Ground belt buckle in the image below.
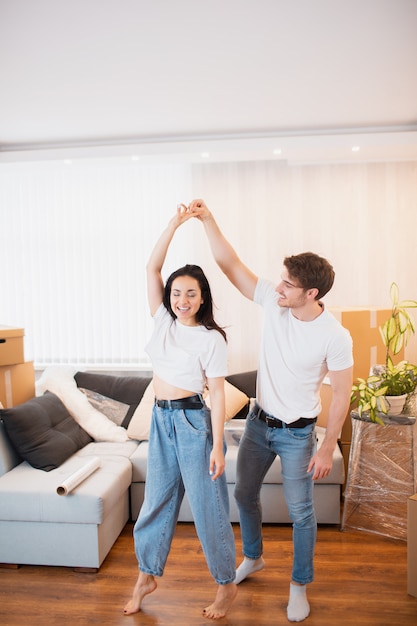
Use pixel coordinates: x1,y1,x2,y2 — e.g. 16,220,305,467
266,415,276,428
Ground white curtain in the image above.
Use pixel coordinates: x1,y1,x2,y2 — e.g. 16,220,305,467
0,160,193,368
190,160,417,370
1,157,417,372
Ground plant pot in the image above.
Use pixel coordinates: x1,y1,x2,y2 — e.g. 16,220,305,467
385,394,407,416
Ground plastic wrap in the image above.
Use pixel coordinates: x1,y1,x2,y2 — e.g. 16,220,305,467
341,397,416,541
56,457,101,496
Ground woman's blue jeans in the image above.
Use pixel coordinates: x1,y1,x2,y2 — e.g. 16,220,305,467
234,410,317,585
133,402,236,585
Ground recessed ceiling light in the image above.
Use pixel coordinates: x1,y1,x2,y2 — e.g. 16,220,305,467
131,155,140,161
352,146,361,152
201,152,210,158
273,149,282,155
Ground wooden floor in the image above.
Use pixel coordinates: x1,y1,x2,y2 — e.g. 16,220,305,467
0,522,416,626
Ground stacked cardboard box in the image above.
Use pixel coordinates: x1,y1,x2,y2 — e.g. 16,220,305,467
320,308,403,483
0,325,35,408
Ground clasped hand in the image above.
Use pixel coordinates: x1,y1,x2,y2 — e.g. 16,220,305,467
173,199,211,224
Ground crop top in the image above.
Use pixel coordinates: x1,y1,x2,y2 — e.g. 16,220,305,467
145,304,228,393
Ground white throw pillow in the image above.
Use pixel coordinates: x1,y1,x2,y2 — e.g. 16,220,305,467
127,381,155,441
36,365,129,443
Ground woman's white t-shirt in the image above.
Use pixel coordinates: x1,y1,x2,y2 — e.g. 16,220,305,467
145,304,228,394
254,278,353,423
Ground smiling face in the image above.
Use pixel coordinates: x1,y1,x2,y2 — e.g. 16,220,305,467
275,268,308,309
170,275,204,326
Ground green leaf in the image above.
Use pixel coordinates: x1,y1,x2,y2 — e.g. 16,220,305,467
398,299,417,309
378,396,389,413
390,282,399,306
386,317,397,342
391,333,404,355
379,325,388,347
398,310,409,333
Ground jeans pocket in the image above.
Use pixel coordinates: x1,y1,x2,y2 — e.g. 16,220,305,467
286,424,315,440
179,407,210,436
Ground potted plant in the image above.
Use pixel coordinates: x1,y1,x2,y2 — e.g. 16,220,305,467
350,375,389,425
372,359,417,396
351,283,417,423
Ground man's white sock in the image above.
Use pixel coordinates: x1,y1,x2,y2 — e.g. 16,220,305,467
287,583,310,622
234,556,265,584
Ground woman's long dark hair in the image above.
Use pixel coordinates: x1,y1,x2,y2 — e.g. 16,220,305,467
163,264,227,342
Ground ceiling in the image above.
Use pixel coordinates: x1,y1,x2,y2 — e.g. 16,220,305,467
1,0,417,165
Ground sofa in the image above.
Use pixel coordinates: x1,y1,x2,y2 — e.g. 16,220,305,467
0,367,345,570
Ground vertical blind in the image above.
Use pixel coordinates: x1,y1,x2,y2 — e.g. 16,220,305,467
0,159,193,368
3,158,417,373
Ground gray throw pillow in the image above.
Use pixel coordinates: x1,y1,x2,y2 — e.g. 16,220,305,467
0,392,92,471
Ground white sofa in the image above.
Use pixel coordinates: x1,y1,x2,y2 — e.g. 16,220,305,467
0,368,344,570
0,433,133,569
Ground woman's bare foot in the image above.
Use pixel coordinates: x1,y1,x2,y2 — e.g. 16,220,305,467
203,582,237,620
123,572,157,615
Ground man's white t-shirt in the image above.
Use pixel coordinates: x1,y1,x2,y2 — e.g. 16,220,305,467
254,278,353,424
145,304,228,394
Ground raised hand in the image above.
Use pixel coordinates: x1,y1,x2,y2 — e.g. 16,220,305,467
188,198,212,222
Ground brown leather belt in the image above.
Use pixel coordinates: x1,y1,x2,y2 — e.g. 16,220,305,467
256,405,316,429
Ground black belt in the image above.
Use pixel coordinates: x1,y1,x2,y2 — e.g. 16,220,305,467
155,394,203,410
256,405,316,429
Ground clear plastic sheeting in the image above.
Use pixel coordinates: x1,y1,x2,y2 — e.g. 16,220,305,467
341,398,416,541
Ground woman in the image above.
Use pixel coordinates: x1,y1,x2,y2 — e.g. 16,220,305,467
124,205,237,620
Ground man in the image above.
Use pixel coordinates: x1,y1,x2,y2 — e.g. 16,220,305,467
189,199,353,622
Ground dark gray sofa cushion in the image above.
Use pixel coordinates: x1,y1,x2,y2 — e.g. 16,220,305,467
226,370,256,416
0,392,92,471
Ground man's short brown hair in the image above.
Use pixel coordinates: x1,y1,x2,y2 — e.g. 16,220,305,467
283,252,335,300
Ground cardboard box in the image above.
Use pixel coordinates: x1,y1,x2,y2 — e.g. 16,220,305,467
323,308,405,436
0,325,25,366
342,417,414,541
0,361,35,408
319,308,404,479
329,308,403,381
408,494,417,597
